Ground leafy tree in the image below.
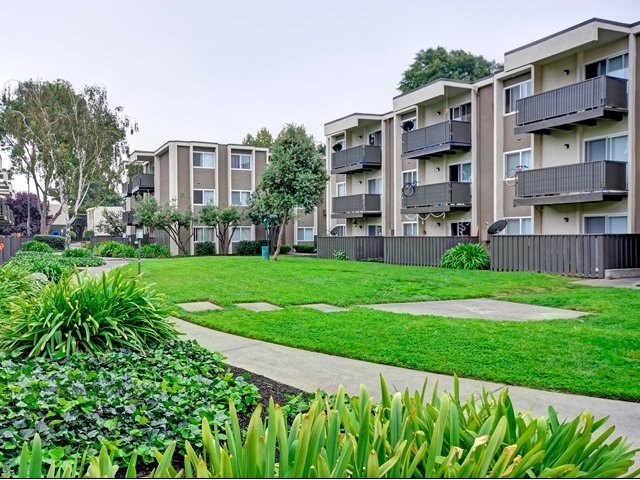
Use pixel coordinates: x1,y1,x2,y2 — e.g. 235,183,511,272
97,209,125,236
0,191,41,235
245,188,283,254
199,204,242,255
242,127,274,148
134,195,195,256
257,124,327,260
398,47,502,93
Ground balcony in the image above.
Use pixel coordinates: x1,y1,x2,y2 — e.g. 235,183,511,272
514,160,627,206
122,211,137,226
331,145,382,174
402,120,471,160
515,76,627,135
131,173,154,195
0,169,11,196
331,194,381,218
122,181,133,197
401,182,471,214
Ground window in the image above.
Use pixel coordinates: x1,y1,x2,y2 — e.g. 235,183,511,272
297,227,314,241
584,215,627,234
336,182,346,197
450,102,471,122
505,217,532,235
193,151,215,168
367,178,382,194
334,225,345,236
368,130,382,146
231,226,252,242
449,162,472,182
504,81,532,114
402,222,418,236
585,135,628,163
402,170,417,186
231,153,252,170
585,52,629,80
505,149,531,178
231,190,251,206
450,221,471,236
193,189,215,205
194,226,215,242
368,225,382,237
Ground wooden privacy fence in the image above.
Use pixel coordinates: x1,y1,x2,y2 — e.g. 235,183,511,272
316,236,384,260
490,234,640,278
0,236,32,264
385,236,478,266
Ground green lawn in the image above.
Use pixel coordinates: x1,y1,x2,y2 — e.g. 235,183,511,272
126,256,640,401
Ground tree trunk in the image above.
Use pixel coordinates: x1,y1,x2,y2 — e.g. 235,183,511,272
272,210,288,261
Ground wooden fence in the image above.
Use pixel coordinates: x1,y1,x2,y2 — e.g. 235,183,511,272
316,236,384,260
0,236,33,264
385,236,478,266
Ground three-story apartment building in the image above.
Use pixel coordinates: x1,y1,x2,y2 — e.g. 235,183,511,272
325,18,638,242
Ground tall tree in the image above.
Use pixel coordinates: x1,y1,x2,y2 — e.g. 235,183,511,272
0,79,135,244
97,209,125,236
257,124,326,261
398,47,501,93
199,204,242,255
134,195,195,256
245,188,283,254
242,127,274,148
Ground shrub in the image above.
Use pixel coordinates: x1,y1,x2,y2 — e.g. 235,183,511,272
361,256,384,263
140,243,171,258
61,256,106,268
19,240,54,253
279,244,292,255
195,241,217,256
69,231,77,241
0,264,41,318
236,240,267,256
0,269,178,359
0,340,260,472
83,229,94,240
293,244,316,253
441,243,491,270
93,241,136,258
33,234,65,251
62,247,92,258
333,249,348,260
8,253,74,282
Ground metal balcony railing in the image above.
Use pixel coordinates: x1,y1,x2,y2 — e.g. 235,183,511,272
402,182,471,212
331,145,382,174
131,173,154,195
402,120,471,159
331,194,381,217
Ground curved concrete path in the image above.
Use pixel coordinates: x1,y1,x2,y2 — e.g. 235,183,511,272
172,317,640,455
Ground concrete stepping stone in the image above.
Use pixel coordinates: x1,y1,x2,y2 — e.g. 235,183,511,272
297,303,348,313
235,302,282,312
177,301,223,312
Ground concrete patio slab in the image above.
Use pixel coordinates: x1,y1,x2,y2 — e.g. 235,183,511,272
359,298,586,321
574,277,640,289
177,301,223,312
235,302,282,312
297,303,348,313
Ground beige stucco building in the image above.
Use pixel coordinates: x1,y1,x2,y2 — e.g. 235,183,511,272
325,18,638,241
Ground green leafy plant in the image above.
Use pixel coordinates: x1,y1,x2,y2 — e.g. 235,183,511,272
93,241,136,258
62,248,92,258
236,240,268,256
0,270,178,359
333,249,348,261
279,244,291,255
19,240,54,253
195,241,217,256
361,257,384,263
8,253,75,282
0,264,42,319
441,243,490,270
139,243,171,258
83,230,94,240
33,234,66,251
293,244,316,254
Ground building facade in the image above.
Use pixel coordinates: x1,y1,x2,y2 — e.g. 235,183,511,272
123,140,325,255
325,18,638,242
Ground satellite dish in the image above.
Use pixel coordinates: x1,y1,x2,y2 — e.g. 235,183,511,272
401,120,414,132
487,219,508,235
332,143,343,152
329,226,340,236
401,182,416,197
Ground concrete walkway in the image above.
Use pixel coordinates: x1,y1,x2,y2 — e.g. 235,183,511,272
172,317,640,452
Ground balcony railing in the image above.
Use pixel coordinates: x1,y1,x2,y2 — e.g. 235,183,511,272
0,169,10,196
401,182,471,213
331,145,382,174
131,173,154,195
122,181,133,197
331,194,381,218
122,211,137,226
402,120,471,159
514,160,627,206
515,75,628,134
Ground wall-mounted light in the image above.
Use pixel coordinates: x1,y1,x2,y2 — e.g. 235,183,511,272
436,167,440,172
563,69,570,75
436,111,441,116
564,143,570,149
358,135,363,139
563,217,569,222
436,222,441,227
353,219,358,226
358,180,362,184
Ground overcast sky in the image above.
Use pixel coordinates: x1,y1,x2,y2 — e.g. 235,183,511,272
2,0,639,191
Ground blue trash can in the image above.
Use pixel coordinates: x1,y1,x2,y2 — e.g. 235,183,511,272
261,245,269,260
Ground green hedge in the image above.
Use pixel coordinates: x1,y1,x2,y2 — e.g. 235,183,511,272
195,241,216,256
236,240,267,256
139,243,171,258
19,240,54,253
293,244,316,253
33,234,65,251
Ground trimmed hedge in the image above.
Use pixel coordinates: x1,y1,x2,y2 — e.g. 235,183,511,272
19,240,54,254
195,241,216,256
236,240,267,256
34,234,65,251
293,244,316,253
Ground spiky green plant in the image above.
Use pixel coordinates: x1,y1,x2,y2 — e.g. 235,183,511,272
0,264,42,319
441,243,491,270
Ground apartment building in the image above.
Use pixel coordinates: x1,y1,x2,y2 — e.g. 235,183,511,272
0,155,14,227
325,18,638,242
123,140,324,255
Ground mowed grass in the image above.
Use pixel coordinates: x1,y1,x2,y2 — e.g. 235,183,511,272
128,256,640,400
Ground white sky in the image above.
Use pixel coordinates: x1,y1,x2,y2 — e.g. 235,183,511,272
2,0,639,192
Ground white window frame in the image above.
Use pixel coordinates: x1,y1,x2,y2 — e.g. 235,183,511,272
296,227,314,242
450,102,472,122
367,177,382,195
367,224,382,237
334,225,346,237
504,148,532,179
503,217,532,235
402,169,417,186
193,189,215,205
504,80,532,115
231,190,252,206
449,161,472,183
193,151,215,169
402,222,418,236
584,133,628,163
231,226,252,243
450,221,471,236
583,214,628,234
231,153,252,170
336,182,346,197
193,226,215,243
585,51,629,79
